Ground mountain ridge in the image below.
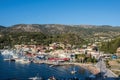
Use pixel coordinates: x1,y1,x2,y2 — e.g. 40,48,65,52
0,24,120,37
0,24,120,49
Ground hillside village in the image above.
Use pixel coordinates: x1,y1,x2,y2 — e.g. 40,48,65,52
1,24,120,77
14,42,100,61
11,41,120,64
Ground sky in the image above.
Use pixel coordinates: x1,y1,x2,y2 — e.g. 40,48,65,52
0,0,120,26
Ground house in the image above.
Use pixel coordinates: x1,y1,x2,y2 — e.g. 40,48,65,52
90,51,100,59
14,45,22,49
59,43,65,49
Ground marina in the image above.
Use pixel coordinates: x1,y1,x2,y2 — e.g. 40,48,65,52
0,52,92,80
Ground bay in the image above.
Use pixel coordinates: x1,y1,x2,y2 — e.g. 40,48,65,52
0,54,91,80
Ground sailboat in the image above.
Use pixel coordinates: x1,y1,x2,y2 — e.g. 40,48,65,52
70,66,76,74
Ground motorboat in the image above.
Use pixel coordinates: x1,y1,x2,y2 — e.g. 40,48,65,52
4,58,11,61
29,73,43,80
70,67,76,74
71,70,76,74
29,76,43,80
48,76,56,80
15,57,30,64
49,65,54,67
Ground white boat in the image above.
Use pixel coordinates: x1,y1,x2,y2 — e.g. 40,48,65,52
15,58,30,64
71,70,76,74
48,76,56,80
70,67,76,74
4,58,15,61
29,73,43,80
4,58,11,61
49,65,54,67
3,54,12,61
1,50,12,56
29,76,42,80
89,74,96,78
12,54,18,59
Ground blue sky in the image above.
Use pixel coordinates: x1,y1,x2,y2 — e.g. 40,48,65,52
0,0,120,26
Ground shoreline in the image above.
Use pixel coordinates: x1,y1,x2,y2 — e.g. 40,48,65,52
0,49,100,75
34,60,100,75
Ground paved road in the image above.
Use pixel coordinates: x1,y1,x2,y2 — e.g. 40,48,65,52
95,59,118,80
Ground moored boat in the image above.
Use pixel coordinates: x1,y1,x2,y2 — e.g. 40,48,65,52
70,67,77,74
29,76,43,80
29,73,43,80
4,58,11,61
15,58,30,64
71,70,76,74
48,76,56,80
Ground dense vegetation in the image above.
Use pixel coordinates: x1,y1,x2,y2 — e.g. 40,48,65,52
100,37,120,54
1,24,120,50
75,54,97,63
0,32,87,49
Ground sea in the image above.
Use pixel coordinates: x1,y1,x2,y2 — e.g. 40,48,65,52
0,53,91,80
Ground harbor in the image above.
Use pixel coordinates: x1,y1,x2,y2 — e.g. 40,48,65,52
0,48,100,75
0,53,92,80
0,44,118,80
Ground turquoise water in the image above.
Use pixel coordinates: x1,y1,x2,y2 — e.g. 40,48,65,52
0,54,91,80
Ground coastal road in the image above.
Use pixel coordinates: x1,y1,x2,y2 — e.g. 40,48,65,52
95,59,118,80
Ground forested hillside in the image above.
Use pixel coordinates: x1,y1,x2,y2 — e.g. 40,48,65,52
100,37,120,54
0,24,120,50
